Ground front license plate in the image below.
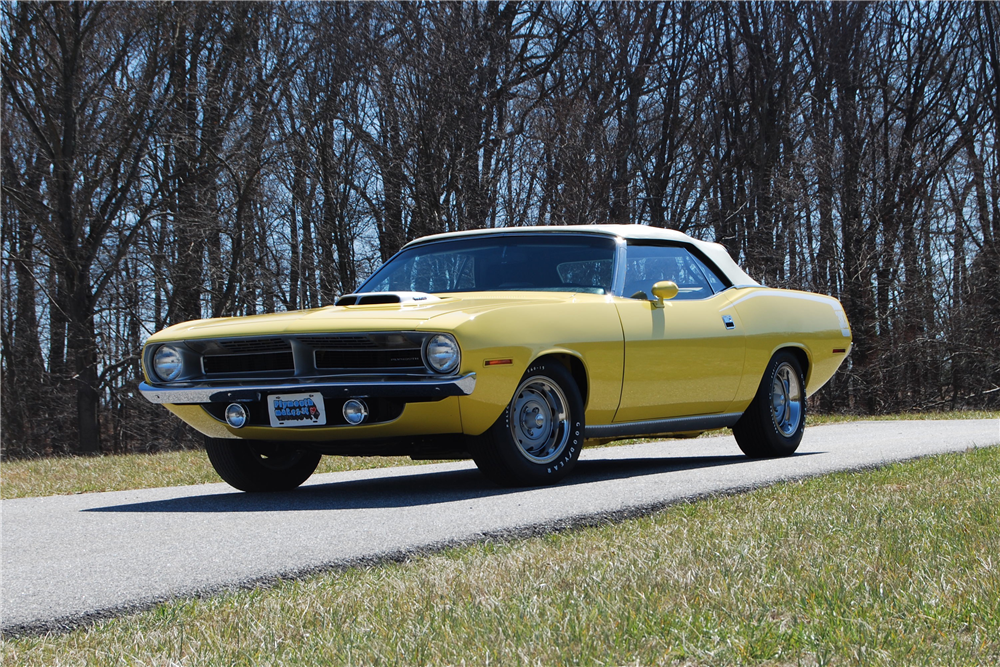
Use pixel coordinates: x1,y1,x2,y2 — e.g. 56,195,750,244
267,393,327,427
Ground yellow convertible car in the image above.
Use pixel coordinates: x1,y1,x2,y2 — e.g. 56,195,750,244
140,225,852,491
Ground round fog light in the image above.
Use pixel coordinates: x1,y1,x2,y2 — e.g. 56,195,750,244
343,399,369,425
225,403,248,428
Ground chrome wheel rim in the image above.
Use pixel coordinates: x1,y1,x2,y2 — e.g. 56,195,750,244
770,362,802,437
509,376,570,464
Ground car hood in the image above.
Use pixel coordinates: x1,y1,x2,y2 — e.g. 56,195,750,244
146,292,595,342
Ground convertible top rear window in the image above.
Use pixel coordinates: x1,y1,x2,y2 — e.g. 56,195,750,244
359,235,616,295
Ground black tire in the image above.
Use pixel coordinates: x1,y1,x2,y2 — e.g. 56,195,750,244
205,438,321,492
470,360,584,487
733,351,806,458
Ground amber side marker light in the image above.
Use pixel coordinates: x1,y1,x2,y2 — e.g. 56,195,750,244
833,349,847,354
485,359,513,367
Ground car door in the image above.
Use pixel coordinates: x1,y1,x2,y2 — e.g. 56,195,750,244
613,243,746,422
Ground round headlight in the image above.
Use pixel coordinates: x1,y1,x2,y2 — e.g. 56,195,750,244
424,334,460,374
152,345,184,382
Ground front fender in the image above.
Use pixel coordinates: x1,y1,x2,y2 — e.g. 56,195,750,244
438,296,624,435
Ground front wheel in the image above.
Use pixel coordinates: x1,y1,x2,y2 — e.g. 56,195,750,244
470,361,584,487
205,438,321,492
733,351,806,458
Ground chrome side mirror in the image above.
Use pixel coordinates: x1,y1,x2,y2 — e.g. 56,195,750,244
651,280,679,306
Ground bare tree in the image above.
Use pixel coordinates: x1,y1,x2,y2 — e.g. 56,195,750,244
3,1,997,458
3,2,171,453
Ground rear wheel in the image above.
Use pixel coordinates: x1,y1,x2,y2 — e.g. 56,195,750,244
205,438,321,492
470,361,584,487
733,351,805,458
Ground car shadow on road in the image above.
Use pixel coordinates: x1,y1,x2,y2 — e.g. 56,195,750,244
83,451,821,514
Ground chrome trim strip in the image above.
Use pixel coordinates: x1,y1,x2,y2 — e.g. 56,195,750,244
584,412,742,439
610,236,628,297
139,372,477,405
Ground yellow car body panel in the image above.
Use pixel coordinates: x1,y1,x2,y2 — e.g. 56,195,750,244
613,290,747,421
148,292,625,439
164,399,465,442
726,288,853,406
139,225,851,458
439,293,625,434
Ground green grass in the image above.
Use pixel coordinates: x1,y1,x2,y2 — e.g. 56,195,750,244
805,410,997,425
2,411,995,500
4,446,998,665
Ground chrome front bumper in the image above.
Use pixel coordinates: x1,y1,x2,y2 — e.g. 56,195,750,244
138,372,477,405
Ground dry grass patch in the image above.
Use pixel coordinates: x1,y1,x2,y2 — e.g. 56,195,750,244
4,446,998,665
0,451,434,500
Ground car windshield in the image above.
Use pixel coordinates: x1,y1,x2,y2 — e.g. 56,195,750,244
358,234,616,295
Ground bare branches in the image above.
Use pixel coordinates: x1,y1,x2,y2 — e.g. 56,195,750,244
2,1,997,457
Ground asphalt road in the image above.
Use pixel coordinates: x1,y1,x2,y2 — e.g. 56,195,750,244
2,419,997,634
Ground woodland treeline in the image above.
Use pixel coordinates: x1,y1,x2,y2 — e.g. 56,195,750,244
2,2,998,458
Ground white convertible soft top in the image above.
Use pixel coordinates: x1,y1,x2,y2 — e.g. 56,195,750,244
406,224,760,288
